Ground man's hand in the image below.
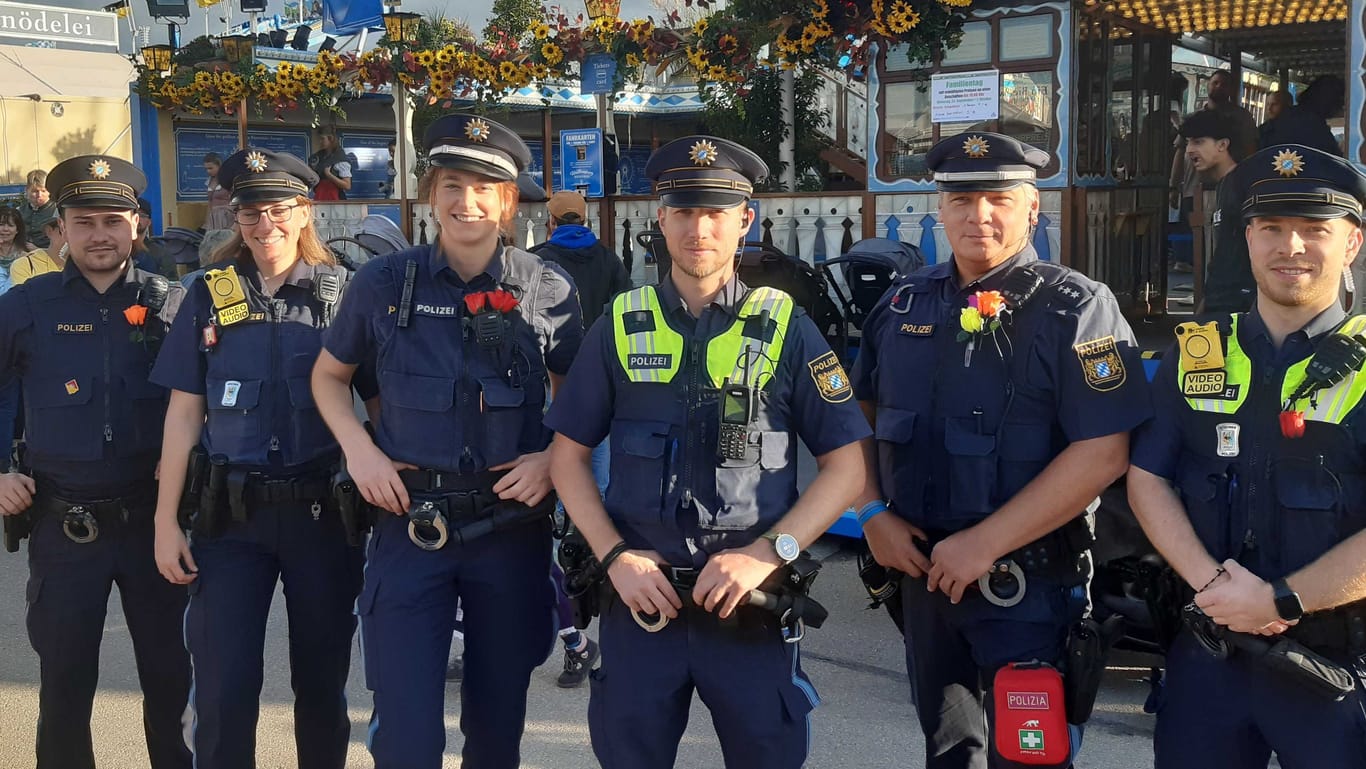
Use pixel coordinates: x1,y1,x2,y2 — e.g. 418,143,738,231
154,518,198,585
346,441,415,515
863,513,932,578
1195,560,1293,635
491,451,553,506
0,472,34,516
606,549,681,621
693,540,782,619
927,526,1001,604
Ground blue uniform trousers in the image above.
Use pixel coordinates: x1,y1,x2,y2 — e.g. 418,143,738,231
588,595,819,769
184,501,364,769
1155,630,1366,769
25,505,191,769
900,574,1084,769
358,513,554,769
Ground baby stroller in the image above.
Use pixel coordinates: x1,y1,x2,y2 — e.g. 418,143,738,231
153,227,206,274
821,238,924,332
326,214,410,270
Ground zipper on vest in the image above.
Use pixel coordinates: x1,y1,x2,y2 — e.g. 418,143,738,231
100,306,112,442
268,299,282,457
681,340,702,509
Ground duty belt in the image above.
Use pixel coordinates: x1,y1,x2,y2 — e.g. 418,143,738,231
1287,602,1366,656
398,468,552,551
33,485,157,544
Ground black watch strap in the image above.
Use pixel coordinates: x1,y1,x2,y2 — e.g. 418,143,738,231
1271,578,1304,622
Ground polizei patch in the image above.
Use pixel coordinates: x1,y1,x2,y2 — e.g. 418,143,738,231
626,353,672,370
1074,335,1126,391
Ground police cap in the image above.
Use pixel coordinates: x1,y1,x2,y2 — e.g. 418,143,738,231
218,148,318,206
925,131,1049,192
645,135,767,209
1235,144,1366,223
423,113,531,182
47,155,145,210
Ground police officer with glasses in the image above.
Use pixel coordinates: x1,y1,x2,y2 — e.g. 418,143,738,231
851,132,1151,768
546,135,870,769
0,155,191,769
311,113,582,769
1129,143,1366,769
151,148,363,769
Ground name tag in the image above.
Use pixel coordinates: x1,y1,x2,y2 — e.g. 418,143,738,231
55,323,94,334
898,323,935,336
627,353,672,369
415,304,458,317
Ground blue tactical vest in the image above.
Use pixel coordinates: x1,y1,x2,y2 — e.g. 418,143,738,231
870,261,1090,531
604,284,798,535
196,260,347,468
372,247,552,473
21,268,171,468
1171,314,1366,577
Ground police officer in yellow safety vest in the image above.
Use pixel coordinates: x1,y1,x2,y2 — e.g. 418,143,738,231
545,135,871,768
1129,143,1366,769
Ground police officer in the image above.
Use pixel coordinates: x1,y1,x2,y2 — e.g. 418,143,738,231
310,114,582,769
545,135,870,769
850,132,1151,768
0,156,191,768
1128,144,1366,768
150,148,363,769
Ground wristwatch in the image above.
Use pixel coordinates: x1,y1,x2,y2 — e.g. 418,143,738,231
1271,578,1304,622
762,532,801,565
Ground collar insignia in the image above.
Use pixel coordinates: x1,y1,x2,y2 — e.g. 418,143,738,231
1272,149,1304,177
87,159,112,180
689,139,718,166
963,135,990,159
244,151,268,173
465,117,491,142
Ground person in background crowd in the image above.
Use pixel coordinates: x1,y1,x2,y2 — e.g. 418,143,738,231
132,198,177,279
1180,111,1253,312
1259,75,1345,157
10,217,65,285
310,130,353,202
384,139,398,199
17,169,57,250
0,207,44,464
1205,68,1259,161
1262,90,1292,128
152,148,365,769
532,190,632,326
204,152,235,231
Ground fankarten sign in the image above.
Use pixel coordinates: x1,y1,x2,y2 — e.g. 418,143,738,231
0,2,118,48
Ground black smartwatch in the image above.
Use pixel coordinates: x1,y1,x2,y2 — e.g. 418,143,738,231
1271,578,1304,622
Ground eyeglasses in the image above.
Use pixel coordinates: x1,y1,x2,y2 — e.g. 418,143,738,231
233,203,302,226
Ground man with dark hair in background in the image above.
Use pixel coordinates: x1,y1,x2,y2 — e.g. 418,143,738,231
1260,75,1345,157
1181,110,1253,312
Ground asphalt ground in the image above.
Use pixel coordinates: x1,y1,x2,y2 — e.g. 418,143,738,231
0,534,1170,769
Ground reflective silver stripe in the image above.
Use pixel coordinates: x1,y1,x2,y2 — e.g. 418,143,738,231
933,169,1036,183
428,144,518,178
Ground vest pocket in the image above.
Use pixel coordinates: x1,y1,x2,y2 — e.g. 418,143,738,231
25,376,100,460
1175,457,1232,559
1273,457,1341,572
944,416,997,515
997,422,1053,502
204,378,264,460
874,407,920,517
479,376,528,466
606,419,670,525
382,371,455,459
711,431,788,531
122,373,167,456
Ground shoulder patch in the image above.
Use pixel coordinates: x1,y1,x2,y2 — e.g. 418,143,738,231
1074,335,1127,391
807,351,852,403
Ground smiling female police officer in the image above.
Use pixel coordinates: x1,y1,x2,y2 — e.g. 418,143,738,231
150,148,363,769
0,155,191,769
311,114,582,769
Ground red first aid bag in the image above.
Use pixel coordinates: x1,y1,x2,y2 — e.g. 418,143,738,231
993,661,1070,766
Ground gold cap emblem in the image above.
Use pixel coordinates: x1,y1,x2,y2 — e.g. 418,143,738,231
87,159,112,180
963,135,990,159
465,117,491,143
1272,148,1304,178
244,151,268,173
689,139,718,166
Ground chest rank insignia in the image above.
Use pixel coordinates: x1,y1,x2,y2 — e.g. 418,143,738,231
1073,335,1126,392
203,266,250,326
1175,321,1228,397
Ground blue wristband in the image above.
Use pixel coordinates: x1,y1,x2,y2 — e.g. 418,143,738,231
857,500,889,526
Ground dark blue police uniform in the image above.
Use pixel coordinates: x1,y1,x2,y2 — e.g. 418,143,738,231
149,149,363,769
1131,144,1366,769
321,114,583,769
0,156,191,769
544,136,872,769
850,133,1151,769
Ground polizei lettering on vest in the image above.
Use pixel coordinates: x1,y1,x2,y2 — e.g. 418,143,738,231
627,353,672,369
415,304,457,316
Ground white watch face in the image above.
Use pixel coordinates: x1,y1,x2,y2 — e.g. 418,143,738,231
774,533,801,562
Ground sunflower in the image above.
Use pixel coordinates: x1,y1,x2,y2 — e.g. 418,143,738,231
811,0,830,19
692,18,708,35
531,22,550,40
629,19,653,41
625,52,641,68
717,33,738,51
499,61,518,80
541,43,564,65
416,50,435,68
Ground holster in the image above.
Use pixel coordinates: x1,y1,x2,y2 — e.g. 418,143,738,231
333,470,373,547
1063,615,1123,724
856,543,905,633
3,510,31,553
192,454,232,539
178,445,209,531
557,526,603,630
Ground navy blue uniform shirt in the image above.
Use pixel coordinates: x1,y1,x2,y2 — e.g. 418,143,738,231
851,246,1152,529
151,255,348,471
323,242,582,472
544,273,871,563
0,258,175,494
